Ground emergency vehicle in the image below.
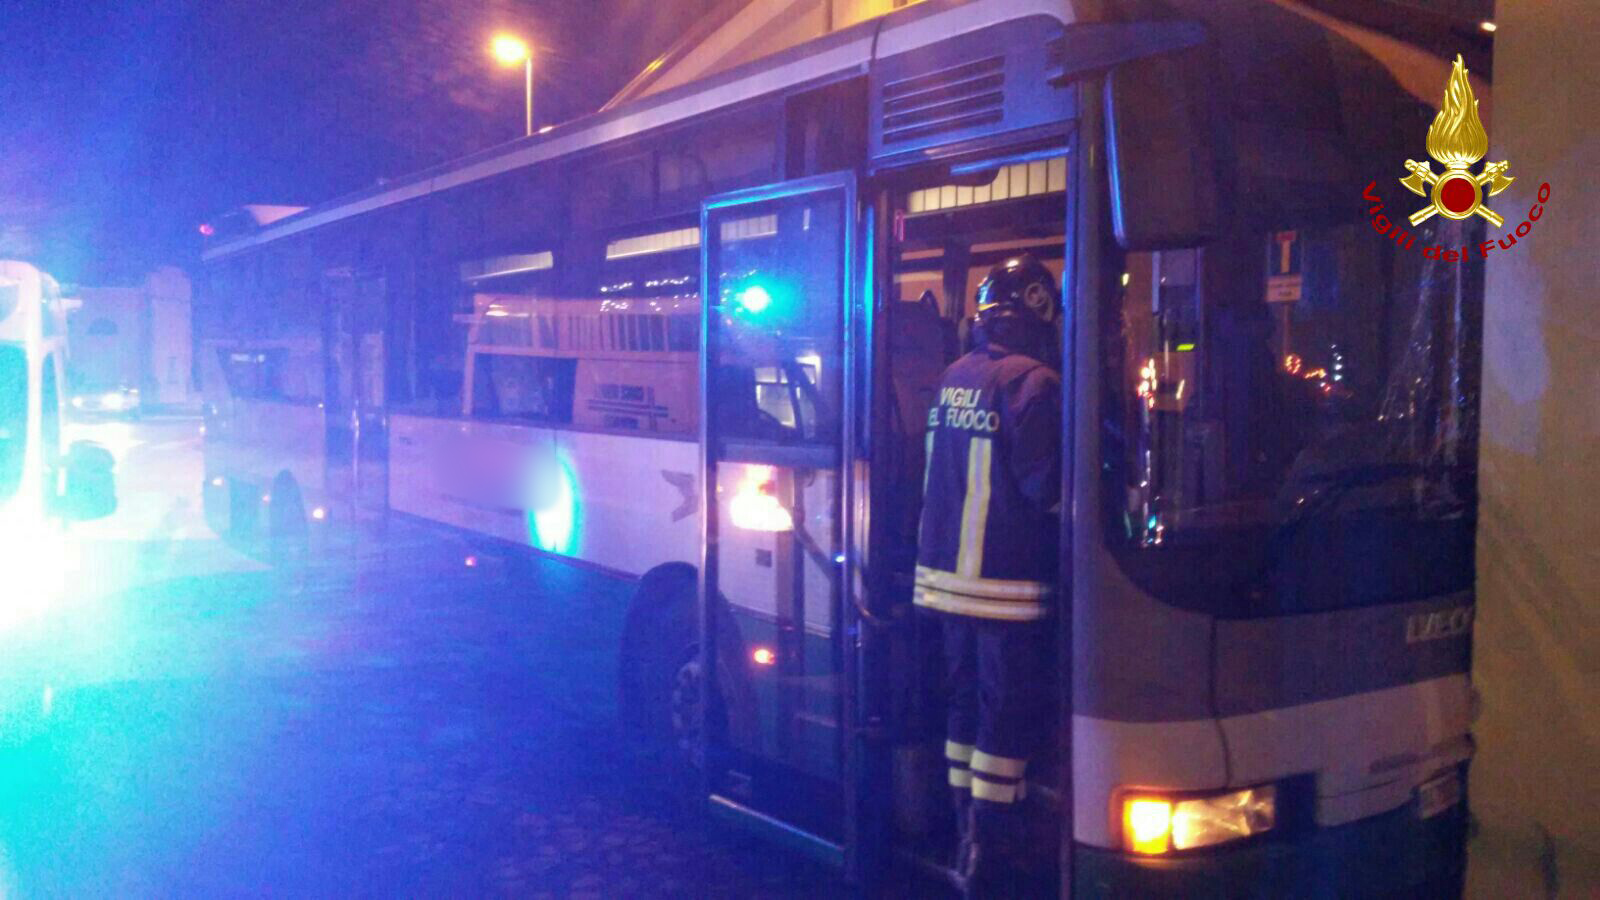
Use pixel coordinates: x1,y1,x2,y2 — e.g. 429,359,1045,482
0,261,117,621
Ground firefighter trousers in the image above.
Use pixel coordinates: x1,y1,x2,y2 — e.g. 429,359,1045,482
940,615,1051,817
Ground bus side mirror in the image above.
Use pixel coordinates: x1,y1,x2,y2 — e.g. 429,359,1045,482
1105,45,1224,250
59,441,116,522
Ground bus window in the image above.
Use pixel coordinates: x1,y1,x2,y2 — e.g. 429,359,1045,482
708,206,841,446
452,236,701,436
1104,220,1480,615
392,263,468,416
666,314,696,352
459,261,570,424
0,344,25,502
471,355,577,424
216,345,321,403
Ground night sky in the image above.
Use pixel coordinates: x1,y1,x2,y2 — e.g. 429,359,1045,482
0,0,712,284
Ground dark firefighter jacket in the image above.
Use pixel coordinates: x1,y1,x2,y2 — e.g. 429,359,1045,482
914,342,1061,621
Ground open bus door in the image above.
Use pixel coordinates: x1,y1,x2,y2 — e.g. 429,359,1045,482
696,173,885,880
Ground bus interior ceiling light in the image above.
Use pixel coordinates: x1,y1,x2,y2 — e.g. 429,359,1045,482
728,465,793,532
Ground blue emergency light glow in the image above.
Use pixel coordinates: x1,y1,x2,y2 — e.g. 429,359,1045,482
0,506,73,633
529,456,580,556
735,284,773,315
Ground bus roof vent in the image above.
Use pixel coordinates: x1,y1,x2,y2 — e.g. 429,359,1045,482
880,55,1006,147
869,15,1073,165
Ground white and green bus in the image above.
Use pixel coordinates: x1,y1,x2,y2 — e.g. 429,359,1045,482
198,0,1483,893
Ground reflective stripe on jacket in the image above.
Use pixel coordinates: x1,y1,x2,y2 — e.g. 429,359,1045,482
914,343,1061,621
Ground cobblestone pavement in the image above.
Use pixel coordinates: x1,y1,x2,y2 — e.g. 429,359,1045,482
0,492,846,896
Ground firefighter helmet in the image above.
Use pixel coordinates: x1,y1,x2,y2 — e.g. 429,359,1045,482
972,253,1060,350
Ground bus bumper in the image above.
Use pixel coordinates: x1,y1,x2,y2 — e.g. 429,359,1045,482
1073,798,1468,899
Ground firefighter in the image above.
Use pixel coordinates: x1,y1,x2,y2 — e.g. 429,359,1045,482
914,253,1061,894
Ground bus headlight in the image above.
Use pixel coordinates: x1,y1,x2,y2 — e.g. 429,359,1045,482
1121,784,1277,854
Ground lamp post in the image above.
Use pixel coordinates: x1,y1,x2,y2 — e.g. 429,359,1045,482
490,33,534,136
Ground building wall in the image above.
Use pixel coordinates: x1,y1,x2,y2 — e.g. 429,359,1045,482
68,268,194,408
146,266,194,407
70,286,147,393
635,0,923,99
1470,0,1600,894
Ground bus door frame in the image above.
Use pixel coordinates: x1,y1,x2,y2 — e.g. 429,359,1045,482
696,170,881,877
323,266,391,529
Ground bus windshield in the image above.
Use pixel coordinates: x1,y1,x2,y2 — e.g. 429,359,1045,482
1100,4,1481,616
0,343,26,503
1104,223,1480,617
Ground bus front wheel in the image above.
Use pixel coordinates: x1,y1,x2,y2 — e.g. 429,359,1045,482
669,652,707,771
618,562,698,744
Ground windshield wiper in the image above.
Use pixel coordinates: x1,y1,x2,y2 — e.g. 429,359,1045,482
1276,462,1467,530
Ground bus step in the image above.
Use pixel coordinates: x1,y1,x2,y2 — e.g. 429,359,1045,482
894,845,966,894
708,792,845,870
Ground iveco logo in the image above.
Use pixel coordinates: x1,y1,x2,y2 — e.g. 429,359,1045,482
1406,606,1474,644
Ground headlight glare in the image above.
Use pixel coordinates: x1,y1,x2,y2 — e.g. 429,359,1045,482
1172,785,1276,850
1121,784,1277,854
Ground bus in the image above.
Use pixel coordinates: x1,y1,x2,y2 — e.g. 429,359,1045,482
0,261,116,622
197,0,1482,894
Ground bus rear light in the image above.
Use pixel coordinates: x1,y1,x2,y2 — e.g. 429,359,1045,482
728,466,793,532
1121,784,1277,854
752,646,776,666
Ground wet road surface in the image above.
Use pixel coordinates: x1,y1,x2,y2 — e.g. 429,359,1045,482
0,416,844,896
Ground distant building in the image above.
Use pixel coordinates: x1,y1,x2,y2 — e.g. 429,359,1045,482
605,0,926,109
68,266,195,408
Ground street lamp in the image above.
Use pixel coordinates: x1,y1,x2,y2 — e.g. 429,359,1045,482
490,32,534,137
